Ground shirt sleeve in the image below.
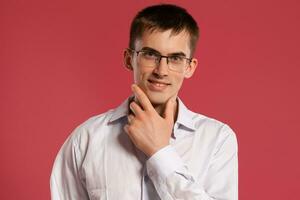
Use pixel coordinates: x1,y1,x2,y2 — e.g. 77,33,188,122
146,125,238,200
50,130,89,200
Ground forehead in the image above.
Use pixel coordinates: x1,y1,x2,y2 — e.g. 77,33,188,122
135,29,191,55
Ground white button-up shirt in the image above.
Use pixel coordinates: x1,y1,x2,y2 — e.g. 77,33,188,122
50,97,238,200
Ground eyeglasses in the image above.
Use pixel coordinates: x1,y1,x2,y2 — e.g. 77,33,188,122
128,48,192,73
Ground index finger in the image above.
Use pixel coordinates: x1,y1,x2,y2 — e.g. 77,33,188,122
131,84,154,111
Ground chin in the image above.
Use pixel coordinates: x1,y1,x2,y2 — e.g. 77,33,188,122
146,92,169,105
138,83,173,105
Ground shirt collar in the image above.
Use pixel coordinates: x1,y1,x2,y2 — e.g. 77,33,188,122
108,96,133,123
176,98,196,131
108,96,197,132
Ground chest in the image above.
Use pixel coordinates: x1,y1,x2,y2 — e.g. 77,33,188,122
81,124,214,199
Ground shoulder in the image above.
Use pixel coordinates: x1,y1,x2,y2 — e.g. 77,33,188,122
59,109,115,153
189,110,237,149
195,112,235,135
177,98,236,138
70,109,115,140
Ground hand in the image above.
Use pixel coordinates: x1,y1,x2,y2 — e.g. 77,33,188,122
124,84,177,157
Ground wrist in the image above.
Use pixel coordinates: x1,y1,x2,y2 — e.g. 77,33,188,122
147,143,169,157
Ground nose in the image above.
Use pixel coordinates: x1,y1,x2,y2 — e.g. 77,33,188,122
153,57,169,77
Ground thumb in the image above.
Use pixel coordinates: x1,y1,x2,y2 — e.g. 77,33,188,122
164,96,177,124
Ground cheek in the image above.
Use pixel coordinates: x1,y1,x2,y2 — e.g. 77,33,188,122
172,76,185,90
133,67,149,83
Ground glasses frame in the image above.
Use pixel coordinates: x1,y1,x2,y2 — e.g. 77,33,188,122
127,48,193,72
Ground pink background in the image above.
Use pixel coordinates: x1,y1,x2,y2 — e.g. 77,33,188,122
1,0,299,199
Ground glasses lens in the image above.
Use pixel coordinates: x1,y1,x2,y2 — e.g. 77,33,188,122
136,50,189,72
168,56,187,72
138,51,158,67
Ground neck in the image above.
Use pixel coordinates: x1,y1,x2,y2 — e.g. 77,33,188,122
152,100,178,122
130,96,179,122
152,103,166,116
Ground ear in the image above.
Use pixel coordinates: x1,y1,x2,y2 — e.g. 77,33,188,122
123,49,133,71
184,58,198,78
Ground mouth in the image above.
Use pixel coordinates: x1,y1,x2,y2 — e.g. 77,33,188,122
147,79,171,91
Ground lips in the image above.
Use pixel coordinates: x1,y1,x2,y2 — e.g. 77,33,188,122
148,79,171,85
148,79,171,91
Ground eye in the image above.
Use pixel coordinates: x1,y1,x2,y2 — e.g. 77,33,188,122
141,51,159,59
169,55,184,63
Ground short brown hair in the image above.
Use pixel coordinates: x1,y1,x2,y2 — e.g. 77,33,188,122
129,4,199,56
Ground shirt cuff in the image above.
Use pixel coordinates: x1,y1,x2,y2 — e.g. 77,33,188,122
146,145,185,181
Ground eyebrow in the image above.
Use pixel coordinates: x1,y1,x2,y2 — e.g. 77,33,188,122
140,47,187,57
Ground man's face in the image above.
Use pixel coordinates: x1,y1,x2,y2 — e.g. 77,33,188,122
125,29,198,105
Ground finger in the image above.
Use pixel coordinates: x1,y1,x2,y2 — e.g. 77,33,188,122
123,125,137,146
123,124,130,134
131,84,154,111
129,101,144,116
164,96,177,124
127,114,135,124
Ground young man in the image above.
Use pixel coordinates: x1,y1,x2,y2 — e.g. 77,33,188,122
50,4,238,200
